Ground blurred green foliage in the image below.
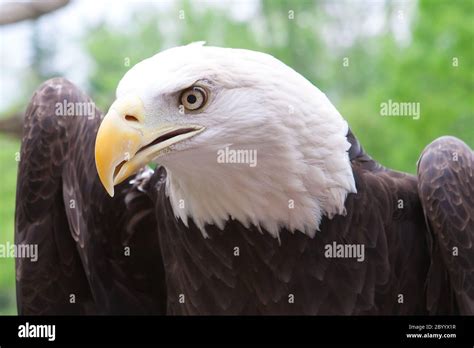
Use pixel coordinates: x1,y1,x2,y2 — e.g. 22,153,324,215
0,0,472,314
0,135,19,315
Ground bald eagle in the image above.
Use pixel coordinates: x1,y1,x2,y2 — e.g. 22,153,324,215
15,43,473,315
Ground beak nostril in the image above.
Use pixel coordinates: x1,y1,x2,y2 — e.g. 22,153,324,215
125,115,139,122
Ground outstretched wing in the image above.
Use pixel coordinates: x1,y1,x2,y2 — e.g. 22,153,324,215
417,136,474,314
15,78,166,314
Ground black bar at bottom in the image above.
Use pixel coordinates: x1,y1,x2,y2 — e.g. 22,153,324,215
0,315,472,345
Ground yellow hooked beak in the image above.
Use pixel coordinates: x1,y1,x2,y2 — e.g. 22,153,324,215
95,95,204,196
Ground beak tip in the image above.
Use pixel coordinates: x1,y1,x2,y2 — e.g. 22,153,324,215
95,163,115,197
107,188,115,197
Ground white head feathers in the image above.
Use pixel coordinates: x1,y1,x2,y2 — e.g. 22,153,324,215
117,43,357,239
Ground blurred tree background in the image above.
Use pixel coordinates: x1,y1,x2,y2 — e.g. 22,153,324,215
0,0,472,314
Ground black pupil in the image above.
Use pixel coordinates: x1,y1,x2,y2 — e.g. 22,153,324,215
187,94,197,104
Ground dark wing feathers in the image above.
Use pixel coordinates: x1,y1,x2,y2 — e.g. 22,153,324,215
15,78,166,314
15,79,96,314
417,136,474,314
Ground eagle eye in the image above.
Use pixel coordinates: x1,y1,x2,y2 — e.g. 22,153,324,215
180,86,207,111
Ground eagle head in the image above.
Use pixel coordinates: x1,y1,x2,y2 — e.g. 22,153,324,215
95,42,356,238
